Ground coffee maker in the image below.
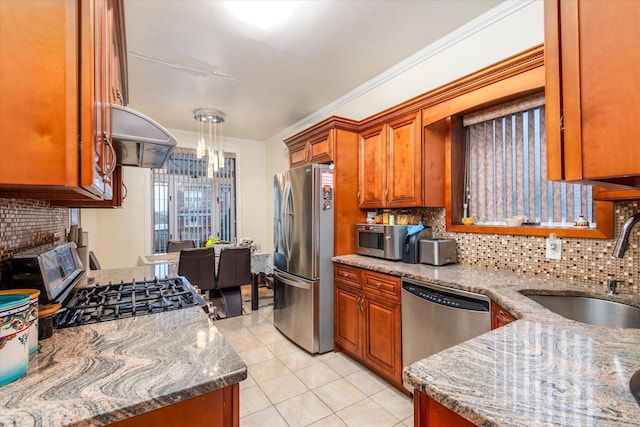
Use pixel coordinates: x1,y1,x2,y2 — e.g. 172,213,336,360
402,227,433,264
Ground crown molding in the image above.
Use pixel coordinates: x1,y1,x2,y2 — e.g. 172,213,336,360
266,0,537,146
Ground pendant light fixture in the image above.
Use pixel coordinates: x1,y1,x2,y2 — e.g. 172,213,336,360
193,108,225,178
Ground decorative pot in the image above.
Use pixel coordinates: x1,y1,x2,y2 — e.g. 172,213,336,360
0,294,31,386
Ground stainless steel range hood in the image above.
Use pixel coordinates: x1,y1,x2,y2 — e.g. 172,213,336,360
111,104,177,168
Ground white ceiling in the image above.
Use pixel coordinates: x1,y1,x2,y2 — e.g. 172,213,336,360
124,0,504,142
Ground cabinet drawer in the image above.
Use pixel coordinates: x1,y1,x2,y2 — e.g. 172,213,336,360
362,271,400,301
334,265,361,287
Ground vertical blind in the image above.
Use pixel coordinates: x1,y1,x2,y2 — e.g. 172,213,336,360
152,148,236,253
464,96,594,227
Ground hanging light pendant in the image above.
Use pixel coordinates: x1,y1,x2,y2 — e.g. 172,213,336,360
193,108,225,177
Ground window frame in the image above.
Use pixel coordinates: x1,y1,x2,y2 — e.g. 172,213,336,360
421,45,613,239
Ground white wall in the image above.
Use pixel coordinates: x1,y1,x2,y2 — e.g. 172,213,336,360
80,167,149,269
263,0,544,252
82,131,267,269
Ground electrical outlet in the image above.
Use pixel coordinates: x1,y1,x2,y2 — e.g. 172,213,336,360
545,238,562,260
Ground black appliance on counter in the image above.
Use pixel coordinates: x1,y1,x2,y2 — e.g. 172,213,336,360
6,243,206,328
402,227,433,264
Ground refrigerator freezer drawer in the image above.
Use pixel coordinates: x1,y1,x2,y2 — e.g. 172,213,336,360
273,270,318,353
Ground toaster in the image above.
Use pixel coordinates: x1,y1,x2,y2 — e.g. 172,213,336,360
419,239,457,266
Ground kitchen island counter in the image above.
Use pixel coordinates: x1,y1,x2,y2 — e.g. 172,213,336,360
0,265,247,427
333,254,640,426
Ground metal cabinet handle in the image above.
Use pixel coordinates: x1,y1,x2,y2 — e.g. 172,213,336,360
122,182,127,200
103,135,117,179
385,187,388,205
375,282,381,289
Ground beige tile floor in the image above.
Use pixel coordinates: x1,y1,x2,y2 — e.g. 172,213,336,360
209,286,414,427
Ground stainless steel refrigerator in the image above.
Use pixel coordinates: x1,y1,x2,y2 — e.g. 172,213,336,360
273,164,334,353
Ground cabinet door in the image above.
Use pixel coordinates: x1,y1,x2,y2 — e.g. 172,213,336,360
362,292,402,384
0,1,80,188
386,111,422,207
334,284,362,357
289,142,309,168
546,0,640,186
358,124,386,208
308,130,333,164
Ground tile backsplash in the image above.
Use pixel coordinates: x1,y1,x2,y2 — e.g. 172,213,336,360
417,201,640,294
0,198,69,284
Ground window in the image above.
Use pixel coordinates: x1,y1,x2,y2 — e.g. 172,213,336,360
152,148,236,253
463,94,595,228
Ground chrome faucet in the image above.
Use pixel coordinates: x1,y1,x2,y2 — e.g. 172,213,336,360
612,211,640,258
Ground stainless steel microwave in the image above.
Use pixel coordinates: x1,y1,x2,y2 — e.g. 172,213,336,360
355,224,408,260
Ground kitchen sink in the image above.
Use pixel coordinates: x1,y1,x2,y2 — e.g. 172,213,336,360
522,294,640,328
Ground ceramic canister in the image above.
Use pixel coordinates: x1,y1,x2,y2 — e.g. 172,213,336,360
0,289,40,354
0,294,31,387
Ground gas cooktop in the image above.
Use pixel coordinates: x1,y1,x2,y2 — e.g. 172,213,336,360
54,277,206,328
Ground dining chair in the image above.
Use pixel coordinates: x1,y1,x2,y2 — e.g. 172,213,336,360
166,240,195,253
177,248,216,295
215,247,251,318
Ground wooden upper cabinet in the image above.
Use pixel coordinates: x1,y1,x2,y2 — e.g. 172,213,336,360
285,125,336,168
358,124,386,208
545,0,640,188
0,0,126,203
386,111,422,207
358,111,422,208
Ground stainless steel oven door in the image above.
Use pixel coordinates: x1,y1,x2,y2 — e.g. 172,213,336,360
273,268,318,353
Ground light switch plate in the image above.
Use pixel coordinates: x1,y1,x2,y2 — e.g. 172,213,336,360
545,238,562,260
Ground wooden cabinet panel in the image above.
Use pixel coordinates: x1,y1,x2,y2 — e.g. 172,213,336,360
362,270,400,302
0,0,126,204
335,265,361,287
414,390,475,427
335,284,362,356
289,143,308,168
593,187,640,202
363,293,402,382
491,301,516,329
111,384,239,427
334,264,404,391
545,0,640,187
358,125,386,208
308,133,332,164
358,111,422,208
285,118,360,255
285,127,335,167
386,111,422,207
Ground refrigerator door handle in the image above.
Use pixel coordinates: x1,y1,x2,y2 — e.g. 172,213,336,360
275,271,312,290
283,181,294,260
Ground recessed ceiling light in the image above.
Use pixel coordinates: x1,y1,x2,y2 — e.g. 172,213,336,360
228,1,299,30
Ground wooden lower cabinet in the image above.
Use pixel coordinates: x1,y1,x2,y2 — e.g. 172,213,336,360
491,301,516,329
109,384,239,427
414,390,475,427
334,264,404,391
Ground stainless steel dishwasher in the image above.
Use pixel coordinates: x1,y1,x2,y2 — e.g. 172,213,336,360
401,277,491,391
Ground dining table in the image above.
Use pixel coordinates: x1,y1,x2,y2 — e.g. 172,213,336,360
137,247,273,311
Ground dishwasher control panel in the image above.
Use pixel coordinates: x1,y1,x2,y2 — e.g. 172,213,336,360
402,281,490,312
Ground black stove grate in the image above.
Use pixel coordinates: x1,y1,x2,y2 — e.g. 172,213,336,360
54,277,206,328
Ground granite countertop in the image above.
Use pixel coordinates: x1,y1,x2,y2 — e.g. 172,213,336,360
333,254,640,426
0,265,247,427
